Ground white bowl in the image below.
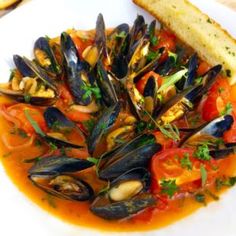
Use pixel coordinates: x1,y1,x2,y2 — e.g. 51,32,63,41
0,0,236,235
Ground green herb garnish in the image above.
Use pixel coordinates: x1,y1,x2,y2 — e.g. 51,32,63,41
200,164,207,186
83,119,95,133
220,102,232,116
24,94,31,103
82,84,101,101
115,31,126,39
194,193,206,204
17,128,28,138
160,179,179,198
180,153,192,170
146,50,159,62
87,157,99,165
215,176,236,191
158,68,188,93
24,109,45,136
194,143,211,161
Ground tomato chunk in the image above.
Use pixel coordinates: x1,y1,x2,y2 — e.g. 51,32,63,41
136,71,162,95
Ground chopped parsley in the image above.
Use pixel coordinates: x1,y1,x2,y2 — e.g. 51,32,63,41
146,50,159,62
24,109,45,136
83,119,95,133
87,157,99,165
24,94,31,103
49,142,58,151
160,179,179,198
189,113,201,126
200,164,207,186
194,193,206,204
150,35,158,46
220,102,232,116
207,18,212,24
194,143,211,161
115,31,126,39
180,153,192,170
23,156,41,163
218,87,225,94
35,139,42,147
17,128,28,138
82,84,101,101
215,176,236,191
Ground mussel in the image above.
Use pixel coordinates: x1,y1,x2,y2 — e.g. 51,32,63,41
61,32,93,106
0,55,58,106
43,107,86,148
34,37,62,76
179,115,234,147
90,168,156,220
154,65,222,124
99,133,161,180
29,155,94,201
96,60,118,107
87,102,121,154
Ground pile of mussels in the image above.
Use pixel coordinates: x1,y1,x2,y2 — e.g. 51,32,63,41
0,14,235,220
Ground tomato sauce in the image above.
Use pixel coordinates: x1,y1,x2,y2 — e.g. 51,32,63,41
1,24,236,232
0,93,236,232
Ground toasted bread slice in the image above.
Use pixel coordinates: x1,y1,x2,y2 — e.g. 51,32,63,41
133,0,236,84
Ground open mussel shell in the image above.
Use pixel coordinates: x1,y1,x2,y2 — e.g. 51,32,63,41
44,107,74,130
154,86,195,124
90,168,155,220
107,23,129,58
99,133,161,180
179,115,234,147
87,102,121,154
189,64,222,104
127,15,147,59
108,168,151,200
43,108,86,148
0,87,57,106
96,60,118,107
90,193,155,220
29,174,94,201
29,155,94,177
209,145,236,160
13,54,35,77
34,37,61,76
61,32,93,106
43,135,84,149
29,155,94,201
23,57,58,92
175,54,198,91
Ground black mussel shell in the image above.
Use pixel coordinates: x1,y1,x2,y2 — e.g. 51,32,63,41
61,32,93,106
180,115,234,147
34,37,61,76
96,60,118,107
29,155,94,177
87,102,121,154
13,54,35,77
44,107,74,130
90,193,156,220
99,134,161,180
30,174,94,201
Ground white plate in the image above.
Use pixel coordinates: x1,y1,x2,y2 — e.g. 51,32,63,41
0,0,236,235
